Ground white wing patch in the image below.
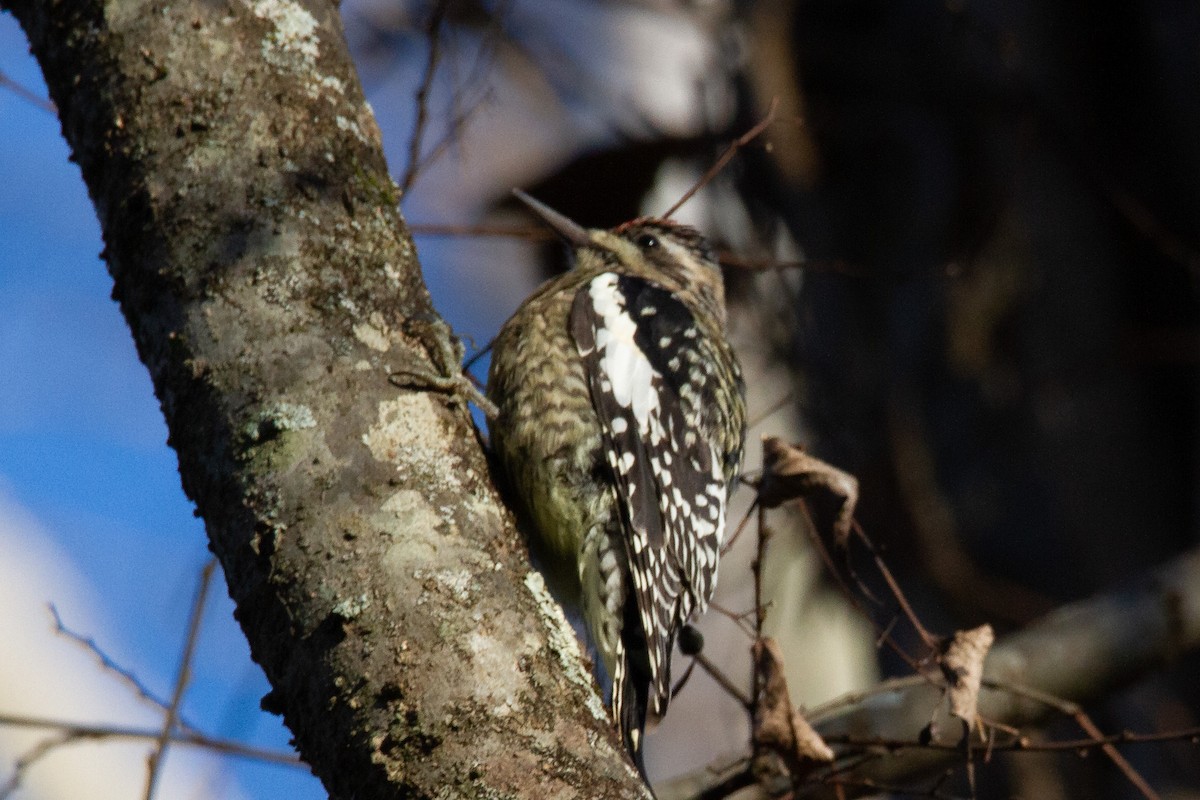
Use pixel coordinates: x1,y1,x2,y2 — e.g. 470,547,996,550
589,274,664,438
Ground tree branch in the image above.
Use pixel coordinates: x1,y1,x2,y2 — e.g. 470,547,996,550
658,545,1200,798
2,0,646,796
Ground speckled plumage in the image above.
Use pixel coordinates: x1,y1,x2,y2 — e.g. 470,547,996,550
488,197,746,774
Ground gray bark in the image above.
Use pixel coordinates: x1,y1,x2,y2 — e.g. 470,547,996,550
3,0,648,797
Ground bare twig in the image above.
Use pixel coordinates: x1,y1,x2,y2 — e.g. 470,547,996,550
661,98,779,220
850,523,940,652
1071,706,1160,800
694,652,753,711
980,679,1162,800
404,223,861,285
0,730,73,799
0,713,303,767
49,604,196,730
794,503,927,673
707,599,759,640
720,497,758,557
887,399,1053,625
819,771,969,800
692,766,755,800
753,503,771,636
399,1,449,197
800,547,1200,798
0,69,56,113
462,339,494,373
657,537,1200,800
143,559,216,800
820,725,1200,754
1105,183,1200,285
413,85,495,179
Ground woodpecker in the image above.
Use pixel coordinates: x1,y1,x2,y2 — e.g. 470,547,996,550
488,191,746,773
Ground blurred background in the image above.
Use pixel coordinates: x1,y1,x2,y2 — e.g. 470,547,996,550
2,0,1198,797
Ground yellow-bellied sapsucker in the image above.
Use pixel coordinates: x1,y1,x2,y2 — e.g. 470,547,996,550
488,191,747,772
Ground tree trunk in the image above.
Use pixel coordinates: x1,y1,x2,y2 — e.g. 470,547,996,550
2,0,648,796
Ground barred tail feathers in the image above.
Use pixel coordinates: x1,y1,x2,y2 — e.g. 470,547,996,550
613,586,660,784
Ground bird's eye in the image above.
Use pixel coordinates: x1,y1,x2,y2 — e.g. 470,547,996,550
635,233,659,250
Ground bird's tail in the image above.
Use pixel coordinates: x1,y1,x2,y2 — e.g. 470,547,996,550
613,593,659,790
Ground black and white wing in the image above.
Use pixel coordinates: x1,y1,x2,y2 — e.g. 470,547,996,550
570,271,731,737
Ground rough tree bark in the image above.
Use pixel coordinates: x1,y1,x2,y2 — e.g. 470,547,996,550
3,0,648,797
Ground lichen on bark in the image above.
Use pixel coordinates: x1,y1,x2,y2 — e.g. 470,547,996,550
3,0,650,796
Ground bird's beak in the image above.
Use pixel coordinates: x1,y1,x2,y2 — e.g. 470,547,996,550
512,189,591,247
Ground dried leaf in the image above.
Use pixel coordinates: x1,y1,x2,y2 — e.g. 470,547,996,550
753,637,834,777
790,708,835,764
942,624,995,732
758,436,859,542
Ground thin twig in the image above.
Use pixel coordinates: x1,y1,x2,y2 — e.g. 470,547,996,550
0,70,56,113
850,522,940,651
748,504,770,769
399,1,449,197
143,559,216,800
820,726,1200,754
462,338,495,373
803,677,938,738
0,730,72,799
49,605,197,730
707,600,759,640
0,713,303,767
662,98,779,220
414,85,495,179
415,1,507,180
753,504,770,636
820,773,968,800
721,497,758,556
793,502,926,673
694,653,754,711
1071,708,1161,800
980,679,1162,800
836,523,884,608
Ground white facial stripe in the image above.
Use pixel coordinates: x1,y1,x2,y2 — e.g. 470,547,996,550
660,237,705,275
